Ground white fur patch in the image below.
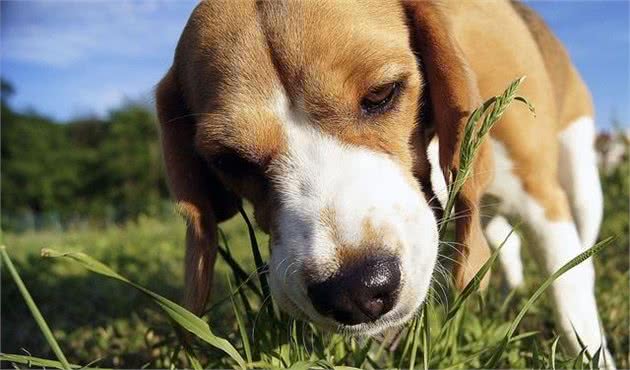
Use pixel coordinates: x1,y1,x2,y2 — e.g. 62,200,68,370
427,137,448,208
558,116,603,249
487,139,525,214
267,91,438,334
484,215,524,289
487,138,612,365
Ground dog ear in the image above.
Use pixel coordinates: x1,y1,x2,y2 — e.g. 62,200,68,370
156,68,238,315
404,2,493,290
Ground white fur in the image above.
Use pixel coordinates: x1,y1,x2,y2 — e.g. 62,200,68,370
487,139,525,214
488,138,613,367
427,137,448,208
558,116,603,249
267,91,438,334
427,135,448,208
484,215,524,289
486,141,526,289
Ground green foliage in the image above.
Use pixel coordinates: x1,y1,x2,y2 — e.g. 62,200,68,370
2,195,628,368
1,80,168,231
0,246,71,370
99,105,168,220
2,207,624,369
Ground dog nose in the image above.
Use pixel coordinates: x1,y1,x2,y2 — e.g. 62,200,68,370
307,256,401,325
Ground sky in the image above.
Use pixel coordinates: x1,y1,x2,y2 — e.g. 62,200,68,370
1,0,628,129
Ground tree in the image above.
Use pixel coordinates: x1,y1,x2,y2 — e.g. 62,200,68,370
1,80,169,230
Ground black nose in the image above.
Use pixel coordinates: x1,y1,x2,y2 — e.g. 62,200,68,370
307,256,401,325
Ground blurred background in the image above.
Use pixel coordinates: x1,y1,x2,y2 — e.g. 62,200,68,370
1,0,628,230
1,1,628,368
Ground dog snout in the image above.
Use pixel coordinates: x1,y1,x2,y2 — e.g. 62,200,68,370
307,255,401,325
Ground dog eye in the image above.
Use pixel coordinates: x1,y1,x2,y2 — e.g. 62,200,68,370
361,82,401,115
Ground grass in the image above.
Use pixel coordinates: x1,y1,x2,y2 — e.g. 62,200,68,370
2,78,628,369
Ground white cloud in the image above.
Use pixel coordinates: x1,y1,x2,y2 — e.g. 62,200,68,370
1,0,196,67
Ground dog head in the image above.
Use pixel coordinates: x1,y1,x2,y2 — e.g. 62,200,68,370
156,0,491,335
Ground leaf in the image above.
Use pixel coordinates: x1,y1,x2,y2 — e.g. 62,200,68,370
422,304,431,370
238,206,275,319
444,229,514,323
1,246,71,370
509,331,539,343
185,350,203,370
591,346,602,369
287,360,318,370
440,347,491,370
439,76,534,239
287,359,337,370
0,354,84,370
408,308,424,370
41,248,246,369
228,276,253,364
550,335,560,370
217,244,263,299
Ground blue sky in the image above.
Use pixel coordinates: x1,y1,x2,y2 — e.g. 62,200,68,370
1,0,628,129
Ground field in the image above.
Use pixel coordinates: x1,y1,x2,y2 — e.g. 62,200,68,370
2,154,628,369
3,84,629,369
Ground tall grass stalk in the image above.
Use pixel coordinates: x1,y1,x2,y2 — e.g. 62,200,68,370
439,76,534,238
485,236,614,367
0,245,71,370
39,248,247,369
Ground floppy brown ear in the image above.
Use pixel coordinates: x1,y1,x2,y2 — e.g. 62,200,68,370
404,2,493,290
156,68,238,315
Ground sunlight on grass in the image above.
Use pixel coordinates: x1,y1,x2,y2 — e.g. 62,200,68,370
1,78,625,369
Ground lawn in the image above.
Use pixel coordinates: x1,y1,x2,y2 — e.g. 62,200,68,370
2,90,628,368
3,155,628,369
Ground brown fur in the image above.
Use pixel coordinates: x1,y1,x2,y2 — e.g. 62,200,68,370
404,1,494,289
443,1,592,222
156,69,238,315
511,1,594,127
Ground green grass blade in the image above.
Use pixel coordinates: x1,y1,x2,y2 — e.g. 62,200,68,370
573,348,587,370
0,354,85,370
408,309,424,370
509,330,539,343
499,288,518,315
422,304,430,370
571,322,593,362
485,237,614,367
0,246,71,370
532,337,541,368
217,244,263,298
591,346,602,369
41,248,247,369
287,360,317,370
228,276,253,364
185,349,203,370
444,228,515,324
550,335,560,370
440,76,532,239
238,205,274,319
397,316,418,369
441,347,492,370
288,359,338,370
352,338,373,368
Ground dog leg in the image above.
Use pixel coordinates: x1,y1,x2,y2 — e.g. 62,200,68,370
484,215,524,289
488,139,613,367
518,183,614,368
558,116,603,249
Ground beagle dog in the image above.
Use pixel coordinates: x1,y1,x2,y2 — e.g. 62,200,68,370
156,0,612,364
